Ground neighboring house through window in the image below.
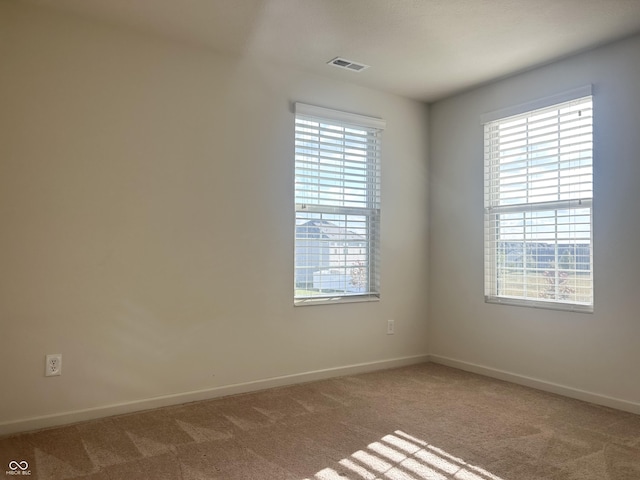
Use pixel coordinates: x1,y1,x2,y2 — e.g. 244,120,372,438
294,103,385,304
482,86,594,312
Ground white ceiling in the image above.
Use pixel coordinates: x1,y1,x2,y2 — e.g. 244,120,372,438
21,0,640,102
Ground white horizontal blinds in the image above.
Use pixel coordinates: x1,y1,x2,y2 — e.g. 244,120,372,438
295,122,380,210
486,98,593,206
484,94,593,311
294,103,383,302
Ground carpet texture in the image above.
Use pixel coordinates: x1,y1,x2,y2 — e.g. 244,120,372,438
1,363,639,479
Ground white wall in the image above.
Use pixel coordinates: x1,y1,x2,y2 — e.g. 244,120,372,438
429,34,640,410
0,2,429,433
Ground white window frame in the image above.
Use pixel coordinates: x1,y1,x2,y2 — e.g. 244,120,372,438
294,103,385,305
482,86,594,313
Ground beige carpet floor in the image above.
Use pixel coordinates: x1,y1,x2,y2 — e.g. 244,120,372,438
2,363,639,480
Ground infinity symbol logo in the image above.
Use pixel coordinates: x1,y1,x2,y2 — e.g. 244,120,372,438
8,461,29,471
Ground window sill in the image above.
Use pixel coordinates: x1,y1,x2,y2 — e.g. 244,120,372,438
485,296,593,313
294,294,380,307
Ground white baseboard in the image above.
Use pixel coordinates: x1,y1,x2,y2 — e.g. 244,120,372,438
428,354,640,415
0,354,430,437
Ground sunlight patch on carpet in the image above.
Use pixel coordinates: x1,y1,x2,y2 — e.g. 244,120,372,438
305,430,505,480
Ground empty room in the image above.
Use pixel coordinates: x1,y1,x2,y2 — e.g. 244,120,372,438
1,0,639,479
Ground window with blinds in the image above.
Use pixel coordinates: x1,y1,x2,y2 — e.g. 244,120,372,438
294,103,385,304
483,88,593,312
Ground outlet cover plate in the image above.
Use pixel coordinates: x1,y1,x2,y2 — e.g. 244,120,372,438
387,319,395,335
45,354,62,376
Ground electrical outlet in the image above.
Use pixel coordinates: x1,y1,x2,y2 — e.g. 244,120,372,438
45,354,62,377
387,319,395,335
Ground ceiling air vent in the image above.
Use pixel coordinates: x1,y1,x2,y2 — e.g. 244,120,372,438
328,57,370,72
